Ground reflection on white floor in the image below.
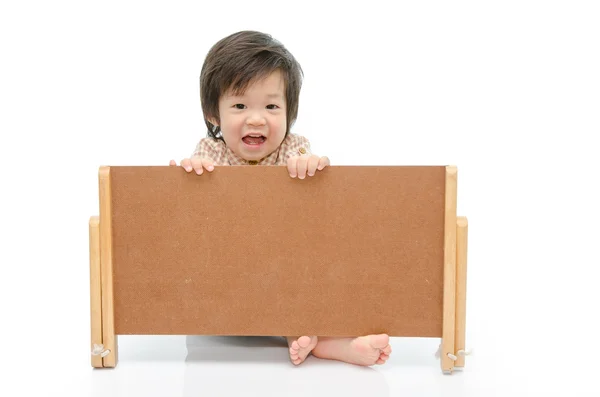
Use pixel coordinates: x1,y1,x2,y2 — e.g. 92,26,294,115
86,335,485,397
184,335,392,396
57,330,595,396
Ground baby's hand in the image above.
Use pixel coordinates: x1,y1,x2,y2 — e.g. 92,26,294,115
287,154,330,179
169,157,215,175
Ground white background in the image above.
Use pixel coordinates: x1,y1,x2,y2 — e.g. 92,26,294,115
1,1,599,396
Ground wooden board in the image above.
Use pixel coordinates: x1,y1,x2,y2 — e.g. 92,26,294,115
107,165,447,337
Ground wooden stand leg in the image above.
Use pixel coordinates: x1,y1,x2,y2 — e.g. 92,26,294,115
454,216,468,368
89,216,103,368
99,167,118,367
441,166,457,374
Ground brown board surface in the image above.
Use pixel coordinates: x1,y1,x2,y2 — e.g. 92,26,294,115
109,165,446,337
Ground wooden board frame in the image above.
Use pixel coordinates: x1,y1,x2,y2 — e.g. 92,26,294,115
441,166,457,373
89,216,103,368
455,216,469,369
89,165,468,372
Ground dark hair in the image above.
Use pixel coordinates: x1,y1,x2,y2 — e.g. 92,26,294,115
199,31,303,141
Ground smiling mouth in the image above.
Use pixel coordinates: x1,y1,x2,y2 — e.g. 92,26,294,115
242,135,266,145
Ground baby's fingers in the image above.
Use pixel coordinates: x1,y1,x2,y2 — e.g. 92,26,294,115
181,158,193,172
306,156,320,176
190,158,207,175
178,158,215,175
317,156,330,171
201,158,215,172
296,156,309,179
287,156,298,178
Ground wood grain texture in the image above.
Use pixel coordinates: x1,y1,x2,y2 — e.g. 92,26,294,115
108,165,447,338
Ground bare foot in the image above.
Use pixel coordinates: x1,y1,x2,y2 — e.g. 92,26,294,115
312,334,392,366
287,336,318,365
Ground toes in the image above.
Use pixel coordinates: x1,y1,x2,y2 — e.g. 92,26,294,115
375,352,390,365
297,336,312,349
369,334,390,349
289,336,316,366
382,344,392,355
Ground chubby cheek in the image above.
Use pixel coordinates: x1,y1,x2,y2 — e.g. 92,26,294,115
268,116,287,135
222,116,245,136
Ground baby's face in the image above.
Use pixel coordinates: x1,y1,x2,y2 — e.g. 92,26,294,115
216,70,287,161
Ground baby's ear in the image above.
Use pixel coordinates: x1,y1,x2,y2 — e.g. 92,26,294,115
208,117,219,127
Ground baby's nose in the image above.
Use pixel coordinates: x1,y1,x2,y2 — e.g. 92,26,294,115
247,114,266,126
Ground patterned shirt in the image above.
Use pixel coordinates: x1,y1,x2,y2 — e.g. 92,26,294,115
191,133,312,165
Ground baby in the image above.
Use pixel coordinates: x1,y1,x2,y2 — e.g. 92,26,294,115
170,30,392,366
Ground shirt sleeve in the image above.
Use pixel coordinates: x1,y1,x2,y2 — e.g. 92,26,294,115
190,138,227,164
280,134,312,162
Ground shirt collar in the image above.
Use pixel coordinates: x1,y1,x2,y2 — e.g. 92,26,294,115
225,145,281,165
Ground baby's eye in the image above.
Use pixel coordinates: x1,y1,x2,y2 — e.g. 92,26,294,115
234,104,246,109
266,104,279,110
